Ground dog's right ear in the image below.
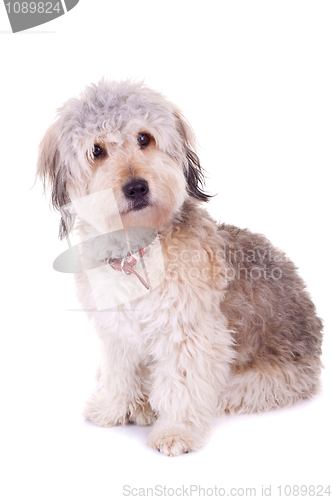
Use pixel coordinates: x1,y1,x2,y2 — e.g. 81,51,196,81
173,108,213,203
37,122,72,239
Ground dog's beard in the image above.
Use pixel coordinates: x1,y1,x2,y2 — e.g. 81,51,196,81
120,203,171,230
128,198,150,212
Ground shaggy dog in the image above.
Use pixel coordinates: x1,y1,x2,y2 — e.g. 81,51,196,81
37,79,323,456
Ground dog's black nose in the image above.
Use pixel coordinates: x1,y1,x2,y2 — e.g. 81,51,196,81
122,178,149,200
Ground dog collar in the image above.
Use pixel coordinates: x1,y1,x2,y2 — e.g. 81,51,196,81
102,237,158,290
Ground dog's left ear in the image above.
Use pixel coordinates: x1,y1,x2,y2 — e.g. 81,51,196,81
37,121,73,239
174,109,212,203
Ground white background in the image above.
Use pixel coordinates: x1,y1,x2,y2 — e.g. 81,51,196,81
1,1,332,499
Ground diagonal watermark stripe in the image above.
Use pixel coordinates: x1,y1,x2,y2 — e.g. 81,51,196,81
63,0,78,11
53,189,165,311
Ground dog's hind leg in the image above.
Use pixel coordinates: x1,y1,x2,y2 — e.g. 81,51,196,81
217,360,322,415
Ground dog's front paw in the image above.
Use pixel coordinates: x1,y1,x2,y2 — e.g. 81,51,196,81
82,392,129,427
148,425,206,456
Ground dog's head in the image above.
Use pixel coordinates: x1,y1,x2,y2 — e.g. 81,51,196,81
37,79,210,238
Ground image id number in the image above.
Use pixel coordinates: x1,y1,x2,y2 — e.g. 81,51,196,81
277,485,332,496
5,2,61,14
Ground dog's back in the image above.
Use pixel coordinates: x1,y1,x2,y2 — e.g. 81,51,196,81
217,223,323,414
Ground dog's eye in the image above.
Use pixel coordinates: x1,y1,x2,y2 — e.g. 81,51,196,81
93,145,106,158
137,133,151,149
